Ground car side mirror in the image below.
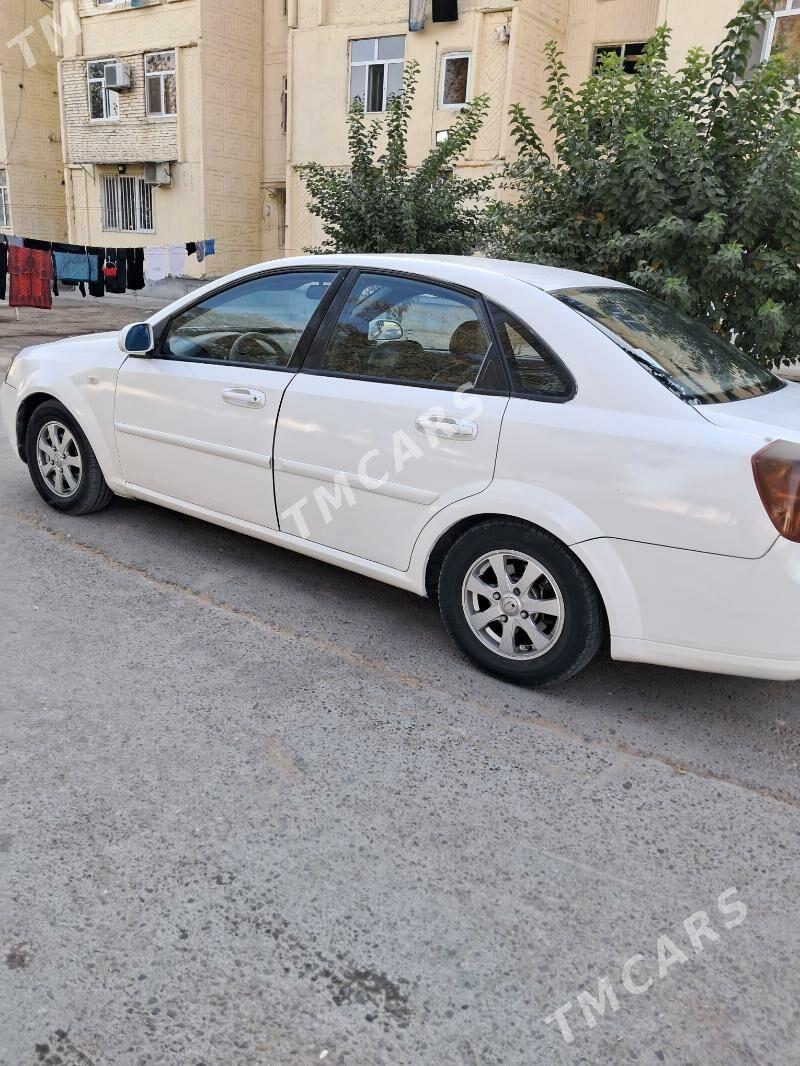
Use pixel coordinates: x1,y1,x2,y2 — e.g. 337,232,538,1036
368,317,404,343
119,322,154,356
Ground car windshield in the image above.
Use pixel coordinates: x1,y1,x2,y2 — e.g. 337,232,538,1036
556,286,786,405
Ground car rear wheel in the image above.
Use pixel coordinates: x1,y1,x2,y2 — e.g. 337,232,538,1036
438,520,603,686
25,401,114,515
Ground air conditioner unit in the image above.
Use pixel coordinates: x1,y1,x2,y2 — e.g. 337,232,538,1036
104,62,132,91
143,162,172,186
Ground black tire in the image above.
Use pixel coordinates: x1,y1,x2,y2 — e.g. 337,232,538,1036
438,519,603,686
25,400,114,515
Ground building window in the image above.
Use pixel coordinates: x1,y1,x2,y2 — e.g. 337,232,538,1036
349,36,405,112
440,53,470,108
101,174,154,233
764,0,800,61
594,42,647,75
0,171,10,229
87,59,120,121
145,51,177,117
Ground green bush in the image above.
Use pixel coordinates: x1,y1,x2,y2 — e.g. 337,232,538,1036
490,0,800,367
296,61,492,257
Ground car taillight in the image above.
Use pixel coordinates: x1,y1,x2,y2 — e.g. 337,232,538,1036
753,441,800,543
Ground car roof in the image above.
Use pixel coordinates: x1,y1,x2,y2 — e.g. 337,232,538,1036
245,253,630,295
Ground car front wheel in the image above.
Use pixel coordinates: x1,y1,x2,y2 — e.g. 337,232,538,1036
25,400,114,515
438,520,603,686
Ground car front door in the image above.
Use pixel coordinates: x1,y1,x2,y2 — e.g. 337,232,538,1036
273,270,510,570
114,269,342,528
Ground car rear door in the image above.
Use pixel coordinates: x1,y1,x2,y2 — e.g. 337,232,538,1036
273,269,510,570
114,269,343,528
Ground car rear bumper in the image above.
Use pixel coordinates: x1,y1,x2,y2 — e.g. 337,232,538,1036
610,638,800,681
574,535,800,681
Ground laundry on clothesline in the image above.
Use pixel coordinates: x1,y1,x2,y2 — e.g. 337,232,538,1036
8,246,53,311
0,233,216,309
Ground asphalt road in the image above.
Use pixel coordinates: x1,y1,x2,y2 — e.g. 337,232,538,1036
2,305,800,1066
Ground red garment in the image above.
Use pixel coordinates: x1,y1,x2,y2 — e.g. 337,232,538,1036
8,246,53,310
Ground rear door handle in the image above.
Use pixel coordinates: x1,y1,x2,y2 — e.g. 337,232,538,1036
415,414,478,440
222,387,266,409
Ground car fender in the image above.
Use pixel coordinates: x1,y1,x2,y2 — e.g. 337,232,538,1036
14,366,126,491
408,482,643,633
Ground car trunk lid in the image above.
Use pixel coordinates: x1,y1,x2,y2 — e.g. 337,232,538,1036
697,380,800,444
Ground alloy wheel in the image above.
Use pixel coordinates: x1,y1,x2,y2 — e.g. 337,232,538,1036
461,550,565,660
36,420,83,499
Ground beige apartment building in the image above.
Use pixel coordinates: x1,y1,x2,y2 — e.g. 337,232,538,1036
284,0,745,254
11,0,796,281
50,0,288,280
0,1,67,242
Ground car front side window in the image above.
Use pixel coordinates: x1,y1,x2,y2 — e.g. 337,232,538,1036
163,272,338,368
317,273,495,390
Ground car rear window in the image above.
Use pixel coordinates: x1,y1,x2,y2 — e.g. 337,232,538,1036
556,286,786,405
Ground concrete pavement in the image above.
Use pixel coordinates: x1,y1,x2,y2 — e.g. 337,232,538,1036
0,295,169,374
1,305,800,1065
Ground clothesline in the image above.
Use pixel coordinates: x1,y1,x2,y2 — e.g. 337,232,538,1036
0,235,216,311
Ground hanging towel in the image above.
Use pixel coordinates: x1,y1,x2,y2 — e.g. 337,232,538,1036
7,235,23,247
126,248,145,291
52,247,92,285
409,0,425,31
194,239,205,264
186,242,197,256
8,246,53,310
203,238,215,257
144,246,169,282
0,237,7,302
432,0,458,21
168,244,187,278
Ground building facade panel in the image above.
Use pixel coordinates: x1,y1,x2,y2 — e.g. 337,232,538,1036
61,53,179,165
200,0,264,276
0,0,67,242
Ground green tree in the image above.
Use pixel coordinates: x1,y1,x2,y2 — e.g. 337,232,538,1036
297,61,492,256
490,0,800,367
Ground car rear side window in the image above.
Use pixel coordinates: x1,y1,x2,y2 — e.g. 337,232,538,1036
317,273,496,390
163,272,338,367
490,304,574,399
557,286,785,405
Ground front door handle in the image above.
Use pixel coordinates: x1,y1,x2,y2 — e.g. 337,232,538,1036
222,387,266,409
415,414,478,440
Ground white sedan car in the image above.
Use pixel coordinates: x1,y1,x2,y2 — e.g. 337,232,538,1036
3,254,800,685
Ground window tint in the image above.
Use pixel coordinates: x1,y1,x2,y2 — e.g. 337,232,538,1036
319,273,492,389
557,287,785,405
490,306,573,398
164,272,338,367
441,54,470,107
